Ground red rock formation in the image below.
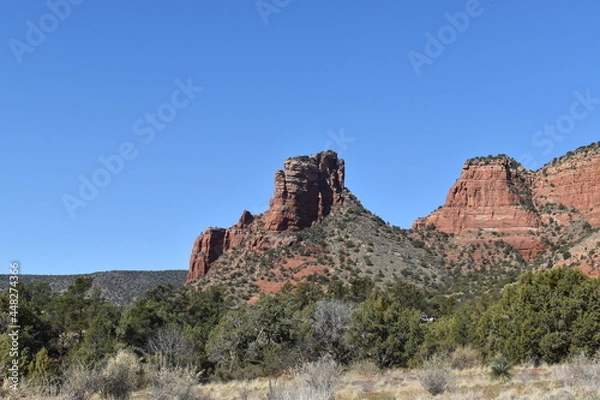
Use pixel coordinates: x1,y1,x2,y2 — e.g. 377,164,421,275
533,150,600,227
414,143,600,260
187,210,256,282
186,151,346,283
187,228,226,281
414,156,541,236
263,151,345,231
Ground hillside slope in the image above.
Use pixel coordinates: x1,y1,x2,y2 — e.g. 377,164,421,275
187,144,600,301
0,270,187,306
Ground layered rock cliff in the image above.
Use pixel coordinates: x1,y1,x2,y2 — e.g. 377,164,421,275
415,142,600,260
414,156,544,259
534,146,600,226
415,156,540,234
187,211,254,280
187,151,347,283
263,151,345,231
186,142,600,297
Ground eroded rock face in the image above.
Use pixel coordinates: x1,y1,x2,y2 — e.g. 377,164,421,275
416,157,540,234
414,157,543,259
187,228,227,281
186,151,346,283
414,144,600,260
534,151,600,227
263,151,345,231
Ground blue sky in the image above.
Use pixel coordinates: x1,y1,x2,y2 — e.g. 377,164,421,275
2,1,599,275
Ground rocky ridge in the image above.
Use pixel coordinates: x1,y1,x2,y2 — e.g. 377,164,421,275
186,151,443,301
415,141,600,275
187,142,600,300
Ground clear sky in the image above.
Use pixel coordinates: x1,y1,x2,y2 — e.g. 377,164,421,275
2,1,599,275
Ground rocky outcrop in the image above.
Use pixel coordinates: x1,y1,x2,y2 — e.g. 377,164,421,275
263,151,345,231
415,156,540,234
187,209,254,281
186,151,347,283
414,156,543,259
414,143,600,260
187,228,227,280
187,142,600,286
534,147,600,227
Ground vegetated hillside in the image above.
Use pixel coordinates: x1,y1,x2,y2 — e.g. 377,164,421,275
0,269,187,306
187,143,600,302
192,194,446,302
185,151,450,302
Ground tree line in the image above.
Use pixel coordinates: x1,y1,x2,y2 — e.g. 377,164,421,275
1,267,599,384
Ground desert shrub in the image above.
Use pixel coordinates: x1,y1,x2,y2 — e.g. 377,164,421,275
349,359,380,374
417,353,452,396
478,269,600,364
558,352,600,390
27,375,61,398
267,384,331,400
312,299,355,362
267,359,342,400
99,350,142,400
146,324,193,367
59,362,99,400
298,358,342,395
146,364,205,400
235,384,251,400
346,292,424,368
450,346,480,370
206,293,313,379
489,355,513,382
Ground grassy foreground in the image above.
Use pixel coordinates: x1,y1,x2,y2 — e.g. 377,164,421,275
7,356,599,400
195,362,600,400
3,352,599,399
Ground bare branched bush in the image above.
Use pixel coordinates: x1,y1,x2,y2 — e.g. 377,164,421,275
99,350,143,400
267,358,342,400
146,364,205,400
418,353,453,396
450,346,480,370
558,352,600,391
312,299,355,362
59,362,99,400
298,358,342,395
146,324,192,367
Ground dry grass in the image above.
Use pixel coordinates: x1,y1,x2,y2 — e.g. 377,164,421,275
144,364,206,400
417,354,453,395
449,347,480,370
194,362,600,400
9,356,600,400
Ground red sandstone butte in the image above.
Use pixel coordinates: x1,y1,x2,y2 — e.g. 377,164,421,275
415,145,600,259
186,151,346,283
